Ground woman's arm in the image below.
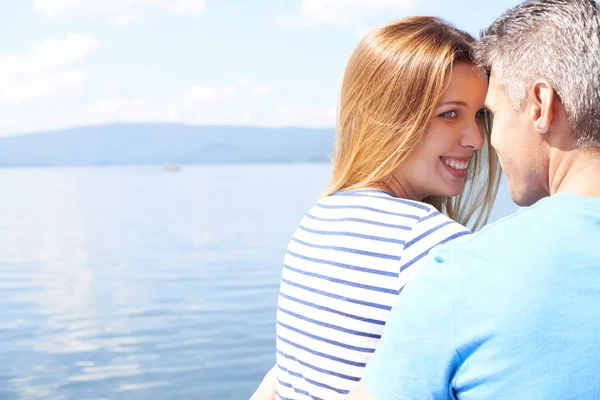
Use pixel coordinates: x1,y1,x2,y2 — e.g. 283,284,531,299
249,365,277,400
346,382,376,399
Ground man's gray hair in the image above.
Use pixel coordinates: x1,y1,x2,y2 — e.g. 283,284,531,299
473,0,600,147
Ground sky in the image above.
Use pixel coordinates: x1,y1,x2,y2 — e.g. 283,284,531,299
0,0,522,136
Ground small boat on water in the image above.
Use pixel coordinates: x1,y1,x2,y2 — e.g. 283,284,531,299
163,164,181,172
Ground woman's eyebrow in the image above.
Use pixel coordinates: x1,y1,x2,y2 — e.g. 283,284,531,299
438,100,468,107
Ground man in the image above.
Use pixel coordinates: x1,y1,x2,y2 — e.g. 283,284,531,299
348,0,600,398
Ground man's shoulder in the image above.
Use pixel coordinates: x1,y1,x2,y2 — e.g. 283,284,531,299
413,203,552,290
439,198,555,255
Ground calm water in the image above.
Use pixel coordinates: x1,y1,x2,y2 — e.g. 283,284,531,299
0,164,517,400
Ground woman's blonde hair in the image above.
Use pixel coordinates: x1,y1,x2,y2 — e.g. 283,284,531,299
322,16,501,231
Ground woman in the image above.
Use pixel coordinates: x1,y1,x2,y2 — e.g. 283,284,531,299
253,16,500,400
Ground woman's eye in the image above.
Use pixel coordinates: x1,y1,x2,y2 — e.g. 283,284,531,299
440,111,457,118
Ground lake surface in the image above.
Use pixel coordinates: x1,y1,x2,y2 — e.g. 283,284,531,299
0,164,517,399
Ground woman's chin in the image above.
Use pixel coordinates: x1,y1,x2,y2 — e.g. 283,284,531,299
431,182,466,199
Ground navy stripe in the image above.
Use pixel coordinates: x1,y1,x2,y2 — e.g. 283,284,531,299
291,237,401,261
279,380,293,388
284,263,399,295
276,390,296,400
417,210,442,224
332,192,430,211
277,379,323,400
277,335,367,368
278,306,382,339
278,292,386,326
335,189,391,196
286,249,398,277
280,278,392,310
278,364,349,395
314,203,420,220
404,220,456,249
277,349,361,382
400,231,470,273
277,320,376,353
297,225,405,245
305,213,411,231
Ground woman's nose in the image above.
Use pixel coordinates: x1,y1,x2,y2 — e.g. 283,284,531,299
460,120,484,150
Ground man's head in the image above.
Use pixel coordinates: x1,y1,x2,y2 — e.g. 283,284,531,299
474,0,600,206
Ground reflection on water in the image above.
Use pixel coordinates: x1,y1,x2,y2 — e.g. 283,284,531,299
0,164,517,399
0,165,333,399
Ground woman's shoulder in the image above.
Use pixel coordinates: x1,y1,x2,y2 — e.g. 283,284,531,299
305,189,470,247
315,189,436,223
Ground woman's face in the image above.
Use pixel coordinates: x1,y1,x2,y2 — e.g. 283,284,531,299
391,61,489,201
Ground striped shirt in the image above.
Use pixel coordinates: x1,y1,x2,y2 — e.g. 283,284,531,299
275,189,470,400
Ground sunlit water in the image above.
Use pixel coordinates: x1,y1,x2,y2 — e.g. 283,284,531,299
0,164,517,399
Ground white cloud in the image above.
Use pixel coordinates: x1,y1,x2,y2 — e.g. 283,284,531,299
278,0,421,27
0,78,284,135
73,83,335,129
0,33,324,135
237,78,274,97
179,84,237,103
34,0,205,23
0,76,337,135
73,84,236,126
0,33,97,76
0,33,97,105
0,71,88,105
269,105,336,128
81,82,266,126
252,85,274,97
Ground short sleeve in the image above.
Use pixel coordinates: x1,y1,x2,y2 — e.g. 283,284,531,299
397,209,471,289
361,250,462,400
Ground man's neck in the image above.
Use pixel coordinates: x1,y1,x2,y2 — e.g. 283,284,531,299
550,147,600,198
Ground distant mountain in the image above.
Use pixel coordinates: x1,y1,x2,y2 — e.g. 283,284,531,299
0,123,335,167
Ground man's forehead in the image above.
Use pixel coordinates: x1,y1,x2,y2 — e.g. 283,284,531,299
484,91,494,109
484,72,499,109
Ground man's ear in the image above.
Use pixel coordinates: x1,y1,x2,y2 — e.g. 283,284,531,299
528,79,555,134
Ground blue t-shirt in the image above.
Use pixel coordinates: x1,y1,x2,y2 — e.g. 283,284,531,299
362,194,600,399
